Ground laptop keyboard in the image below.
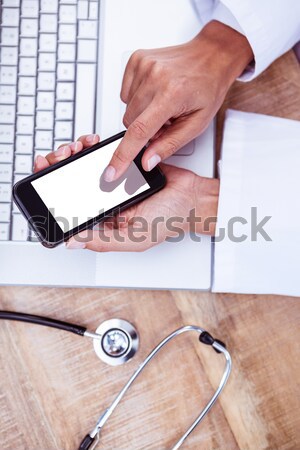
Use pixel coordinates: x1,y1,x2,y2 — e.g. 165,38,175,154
0,0,100,242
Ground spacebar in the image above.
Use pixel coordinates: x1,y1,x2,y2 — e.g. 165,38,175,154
74,64,97,139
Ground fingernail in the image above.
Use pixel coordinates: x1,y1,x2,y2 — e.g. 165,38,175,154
147,154,161,171
66,240,86,250
86,134,97,143
103,165,116,182
70,141,81,153
34,155,43,166
55,145,69,157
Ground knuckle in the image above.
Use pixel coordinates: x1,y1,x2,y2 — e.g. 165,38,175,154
130,49,145,65
113,149,128,165
149,61,165,81
129,119,148,140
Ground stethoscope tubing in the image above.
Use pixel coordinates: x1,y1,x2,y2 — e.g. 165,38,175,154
0,310,102,341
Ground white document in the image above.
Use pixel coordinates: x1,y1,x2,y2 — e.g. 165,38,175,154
213,110,300,296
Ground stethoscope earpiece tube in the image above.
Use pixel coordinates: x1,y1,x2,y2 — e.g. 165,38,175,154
78,434,95,450
199,330,226,354
0,311,87,336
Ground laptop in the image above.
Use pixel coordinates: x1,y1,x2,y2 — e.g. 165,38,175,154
0,0,214,289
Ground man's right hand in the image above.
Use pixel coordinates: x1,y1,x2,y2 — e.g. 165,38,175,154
103,20,253,183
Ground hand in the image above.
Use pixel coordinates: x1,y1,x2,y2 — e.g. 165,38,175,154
103,20,253,182
34,136,219,252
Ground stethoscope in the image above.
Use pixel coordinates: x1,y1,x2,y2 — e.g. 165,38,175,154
0,311,232,450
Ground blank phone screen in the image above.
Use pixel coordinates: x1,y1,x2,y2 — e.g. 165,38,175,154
31,138,150,233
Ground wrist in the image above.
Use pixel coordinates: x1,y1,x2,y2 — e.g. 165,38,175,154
194,20,254,88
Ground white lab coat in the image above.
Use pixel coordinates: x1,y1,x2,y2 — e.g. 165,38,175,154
194,0,300,80
194,0,300,296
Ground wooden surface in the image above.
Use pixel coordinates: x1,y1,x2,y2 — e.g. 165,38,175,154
1,51,300,450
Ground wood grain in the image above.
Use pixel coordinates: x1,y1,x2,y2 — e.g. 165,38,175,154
0,51,299,450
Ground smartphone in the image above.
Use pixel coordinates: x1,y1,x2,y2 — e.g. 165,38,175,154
13,131,166,248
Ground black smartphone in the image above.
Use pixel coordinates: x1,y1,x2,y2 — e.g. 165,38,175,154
13,131,166,248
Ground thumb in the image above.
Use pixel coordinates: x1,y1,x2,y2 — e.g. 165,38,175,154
141,113,208,170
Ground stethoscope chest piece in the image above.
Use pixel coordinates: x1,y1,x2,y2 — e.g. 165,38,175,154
93,319,139,366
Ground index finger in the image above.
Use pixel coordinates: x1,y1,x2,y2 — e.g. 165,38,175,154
103,100,170,182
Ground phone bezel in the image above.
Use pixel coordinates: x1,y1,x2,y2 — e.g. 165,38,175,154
13,131,166,248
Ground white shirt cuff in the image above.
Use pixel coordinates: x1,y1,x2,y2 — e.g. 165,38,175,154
218,0,300,81
211,2,255,80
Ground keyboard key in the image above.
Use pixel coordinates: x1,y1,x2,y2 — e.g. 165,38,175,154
0,125,14,143
0,66,17,86
1,47,18,65
0,204,11,223
55,121,73,140
1,27,19,46
59,5,77,23
12,214,28,241
41,0,58,13
19,57,37,76
20,38,38,56
21,0,39,18
0,105,15,124
0,164,13,182
40,14,58,33
79,20,98,39
17,116,34,134
56,82,74,100
0,183,12,202
39,53,56,71
2,8,20,26
36,111,54,129
89,2,99,20
16,135,34,154
58,43,76,62
35,130,53,149
56,102,73,120
78,40,97,62
15,155,33,173
74,64,96,137
17,96,35,115
0,223,10,241
78,0,88,19
39,33,57,52
38,72,55,91
0,86,17,104
3,0,20,6
37,92,55,110
18,77,36,95
57,63,75,81
0,144,14,163
59,24,76,42
21,18,39,37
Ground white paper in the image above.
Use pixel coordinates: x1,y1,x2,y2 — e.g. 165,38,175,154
213,110,300,296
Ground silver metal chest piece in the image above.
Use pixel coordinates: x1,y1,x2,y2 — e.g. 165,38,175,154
93,319,139,366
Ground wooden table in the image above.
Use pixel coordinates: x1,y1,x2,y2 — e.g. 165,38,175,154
0,51,299,450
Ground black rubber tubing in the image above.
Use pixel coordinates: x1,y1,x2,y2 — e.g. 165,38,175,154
0,311,87,336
